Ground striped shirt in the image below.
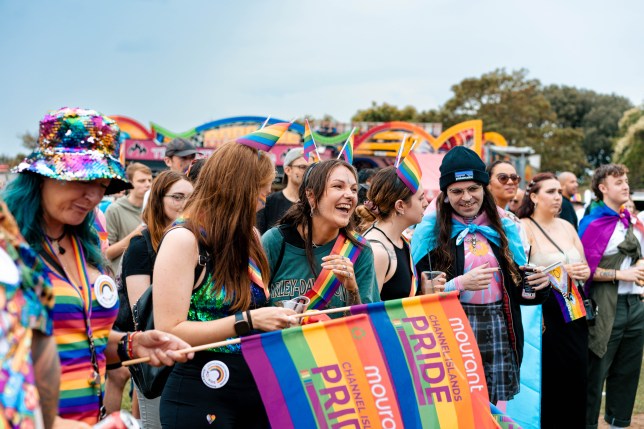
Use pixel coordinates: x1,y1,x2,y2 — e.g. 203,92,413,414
48,268,118,424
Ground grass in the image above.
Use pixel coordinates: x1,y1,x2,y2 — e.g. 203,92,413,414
600,358,644,415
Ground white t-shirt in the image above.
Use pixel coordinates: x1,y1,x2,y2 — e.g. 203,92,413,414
602,220,644,295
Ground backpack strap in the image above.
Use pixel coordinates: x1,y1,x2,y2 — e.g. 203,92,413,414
140,228,157,283
159,225,211,286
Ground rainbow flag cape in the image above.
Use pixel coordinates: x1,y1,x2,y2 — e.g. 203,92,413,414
397,150,422,194
303,120,320,163
236,122,290,152
350,293,497,428
547,264,586,322
304,232,367,309
578,201,628,293
338,129,354,164
243,293,512,428
242,314,404,429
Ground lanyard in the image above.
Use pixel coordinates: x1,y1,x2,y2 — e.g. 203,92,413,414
43,234,105,415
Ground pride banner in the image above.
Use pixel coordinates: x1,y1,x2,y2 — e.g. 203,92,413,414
547,264,586,322
242,314,404,429
243,292,507,428
351,292,494,428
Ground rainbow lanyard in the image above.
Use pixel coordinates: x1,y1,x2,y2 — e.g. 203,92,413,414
44,234,93,318
43,234,103,402
401,235,418,297
305,232,366,309
248,258,269,298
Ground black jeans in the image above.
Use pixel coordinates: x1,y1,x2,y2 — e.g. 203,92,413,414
586,294,644,429
160,352,269,429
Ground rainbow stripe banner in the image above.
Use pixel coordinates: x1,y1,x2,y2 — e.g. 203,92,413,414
243,293,509,428
236,122,290,152
350,293,496,428
242,314,404,429
547,264,586,322
303,120,320,163
397,150,422,194
304,232,368,309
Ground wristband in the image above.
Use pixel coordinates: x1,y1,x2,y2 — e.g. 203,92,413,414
246,310,254,331
117,334,129,362
128,331,141,359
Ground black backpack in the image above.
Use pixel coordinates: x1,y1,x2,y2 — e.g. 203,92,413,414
128,228,210,399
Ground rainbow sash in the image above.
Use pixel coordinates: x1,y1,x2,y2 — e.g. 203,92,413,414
547,265,586,322
401,234,418,297
249,258,269,298
304,232,367,309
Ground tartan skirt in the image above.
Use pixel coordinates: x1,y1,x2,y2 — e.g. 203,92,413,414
461,301,520,403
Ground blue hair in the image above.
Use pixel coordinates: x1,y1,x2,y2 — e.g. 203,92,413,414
3,174,105,269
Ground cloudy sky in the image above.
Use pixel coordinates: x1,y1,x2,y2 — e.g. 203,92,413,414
0,0,642,156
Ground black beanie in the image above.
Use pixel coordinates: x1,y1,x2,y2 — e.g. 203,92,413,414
439,146,489,192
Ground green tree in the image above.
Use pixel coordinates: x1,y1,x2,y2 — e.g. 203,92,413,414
543,85,632,168
351,102,419,122
20,131,39,151
613,107,644,188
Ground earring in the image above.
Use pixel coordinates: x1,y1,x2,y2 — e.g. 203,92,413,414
534,201,538,209
310,207,315,217
444,197,449,203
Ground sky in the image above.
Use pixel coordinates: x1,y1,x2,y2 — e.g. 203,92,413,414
0,0,642,156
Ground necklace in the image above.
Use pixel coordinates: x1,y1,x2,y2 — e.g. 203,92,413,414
45,229,66,254
463,216,477,249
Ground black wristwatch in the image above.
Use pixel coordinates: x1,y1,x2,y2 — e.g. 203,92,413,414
234,312,250,336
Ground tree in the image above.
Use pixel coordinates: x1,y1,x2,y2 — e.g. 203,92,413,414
543,85,632,168
351,102,419,122
20,131,39,151
613,107,644,188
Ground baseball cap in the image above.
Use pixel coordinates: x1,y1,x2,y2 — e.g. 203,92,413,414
283,148,305,167
165,138,200,157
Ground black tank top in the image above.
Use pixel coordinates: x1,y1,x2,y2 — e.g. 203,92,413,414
365,225,414,301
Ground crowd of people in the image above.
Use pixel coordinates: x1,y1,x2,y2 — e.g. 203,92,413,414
1,107,643,429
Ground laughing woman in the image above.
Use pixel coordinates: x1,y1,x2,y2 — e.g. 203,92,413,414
262,159,380,313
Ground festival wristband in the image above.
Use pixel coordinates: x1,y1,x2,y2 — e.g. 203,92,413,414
117,334,129,362
128,331,141,359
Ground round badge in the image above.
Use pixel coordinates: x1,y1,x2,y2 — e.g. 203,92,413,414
94,275,118,308
201,360,230,389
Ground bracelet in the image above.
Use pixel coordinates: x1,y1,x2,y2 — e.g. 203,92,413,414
613,270,618,282
117,334,129,362
128,331,141,359
246,310,254,331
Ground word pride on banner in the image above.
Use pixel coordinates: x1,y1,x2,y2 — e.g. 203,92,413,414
242,315,403,429
351,293,496,428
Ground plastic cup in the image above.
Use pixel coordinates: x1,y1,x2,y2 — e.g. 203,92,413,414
421,271,444,295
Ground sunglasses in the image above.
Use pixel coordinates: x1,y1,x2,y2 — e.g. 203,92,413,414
495,173,521,184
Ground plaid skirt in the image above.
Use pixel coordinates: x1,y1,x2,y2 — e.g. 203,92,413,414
461,301,520,403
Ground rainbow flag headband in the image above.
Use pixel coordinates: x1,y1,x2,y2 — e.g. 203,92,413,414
395,136,422,194
304,231,367,309
236,121,290,152
547,264,586,323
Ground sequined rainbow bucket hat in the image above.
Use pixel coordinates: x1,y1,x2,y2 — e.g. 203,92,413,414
15,107,131,194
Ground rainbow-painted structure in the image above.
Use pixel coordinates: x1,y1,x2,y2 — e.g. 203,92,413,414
110,115,509,198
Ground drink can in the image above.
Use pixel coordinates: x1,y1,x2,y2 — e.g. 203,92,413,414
636,259,644,287
93,411,140,429
522,264,537,299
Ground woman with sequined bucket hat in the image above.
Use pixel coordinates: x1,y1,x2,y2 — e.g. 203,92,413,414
3,108,193,426
411,145,551,404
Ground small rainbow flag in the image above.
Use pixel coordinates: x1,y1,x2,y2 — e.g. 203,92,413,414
337,128,355,164
303,120,320,163
236,122,290,152
248,258,269,298
397,150,422,194
304,231,367,309
547,265,586,322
